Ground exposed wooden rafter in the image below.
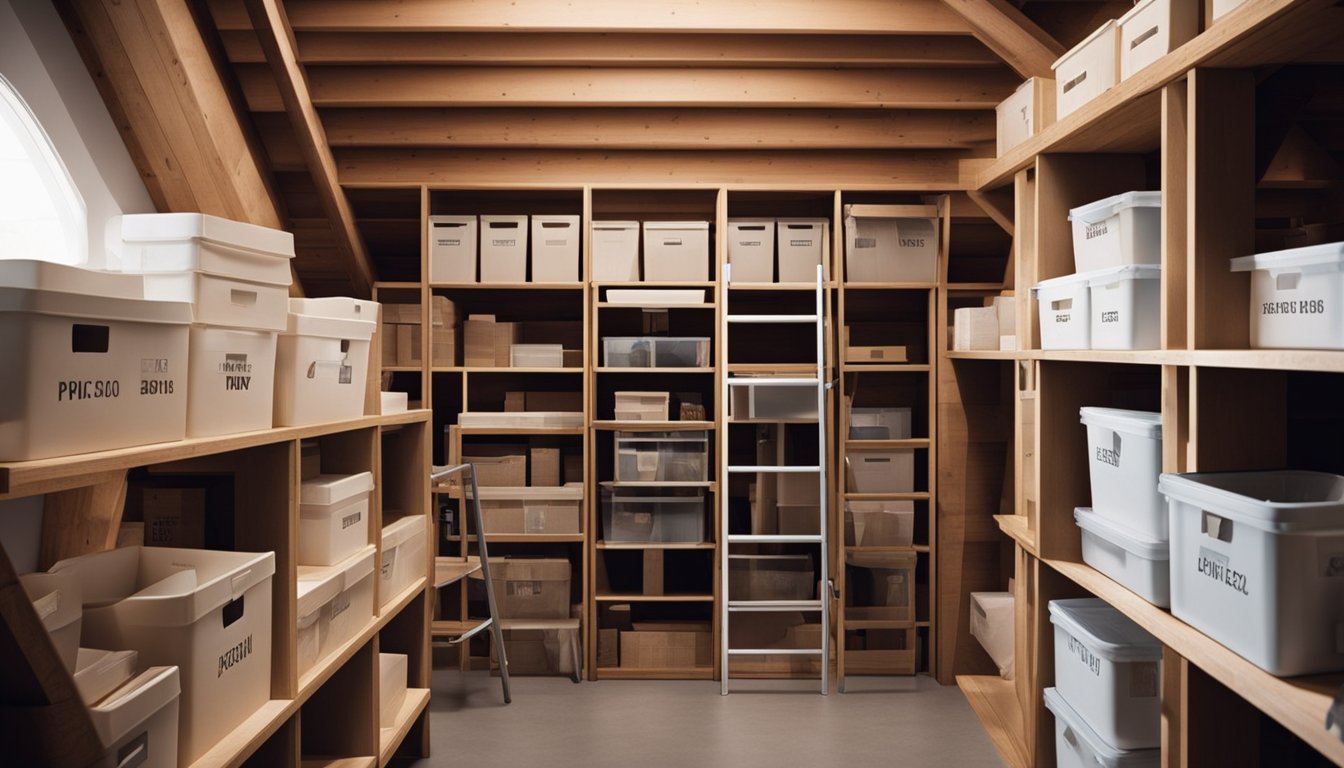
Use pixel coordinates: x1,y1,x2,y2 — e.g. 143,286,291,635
244,0,374,296
938,0,1064,79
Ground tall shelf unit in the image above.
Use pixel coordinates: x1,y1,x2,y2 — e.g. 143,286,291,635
937,0,1344,765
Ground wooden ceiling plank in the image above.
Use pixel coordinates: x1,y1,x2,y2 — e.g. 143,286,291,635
245,0,375,295
301,66,1020,110
938,0,1064,79
320,107,994,150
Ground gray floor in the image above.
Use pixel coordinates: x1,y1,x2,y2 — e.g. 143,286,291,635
409,670,1004,767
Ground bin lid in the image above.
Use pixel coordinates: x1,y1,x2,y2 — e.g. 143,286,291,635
301,471,375,506
1051,19,1119,72
88,666,181,749
1031,270,1091,296
298,545,375,609
1158,470,1344,532
284,310,376,341
428,214,475,225
1068,191,1163,223
846,551,916,569
1229,241,1344,273
1075,507,1169,560
591,220,639,230
289,296,379,323
0,259,144,298
1043,687,1159,768
382,515,427,551
121,213,294,258
1085,264,1162,287
1048,598,1161,662
643,221,709,230
73,648,139,706
1080,407,1161,439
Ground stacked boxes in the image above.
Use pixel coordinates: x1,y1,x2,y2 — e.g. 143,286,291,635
381,296,456,367
429,213,581,283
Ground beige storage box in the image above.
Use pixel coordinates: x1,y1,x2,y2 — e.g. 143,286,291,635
428,215,477,282
379,652,408,729
486,558,572,619
475,485,584,535
380,515,428,607
845,501,915,548
643,221,710,282
530,214,580,283
299,471,374,567
275,298,376,426
591,221,640,282
89,666,181,768
614,391,670,421
728,554,814,601
19,571,82,672
1053,20,1119,119
296,545,376,678
843,205,939,283
727,219,775,283
996,77,1056,156
463,453,527,487
480,215,528,283
1118,0,1197,81
777,218,831,282
846,447,916,493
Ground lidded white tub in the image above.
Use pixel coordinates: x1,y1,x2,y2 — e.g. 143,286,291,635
1033,271,1090,350
1230,241,1344,349
1080,407,1164,540
1088,264,1161,350
275,298,376,426
1069,192,1162,274
1076,508,1170,607
1044,687,1160,768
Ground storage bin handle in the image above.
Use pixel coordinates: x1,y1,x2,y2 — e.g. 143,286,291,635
1276,272,1301,291
1062,71,1087,94
1201,511,1234,543
31,589,60,622
1130,25,1160,49
229,288,258,307
71,323,110,354
1062,724,1080,750
1051,298,1073,311
115,732,149,768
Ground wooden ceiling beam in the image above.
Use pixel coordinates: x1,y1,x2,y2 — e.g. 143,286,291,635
209,0,973,35
219,31,1001,68
245,0,374,295
320,107,995,150
938,0,1064,79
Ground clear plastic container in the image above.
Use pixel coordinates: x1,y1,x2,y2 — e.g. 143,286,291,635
847,552,916,622
729,554,814,601
601,487,706,543
602,336,711,368
614,431,709,483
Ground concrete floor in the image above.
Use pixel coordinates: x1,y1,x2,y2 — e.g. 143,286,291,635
408,670,1004,767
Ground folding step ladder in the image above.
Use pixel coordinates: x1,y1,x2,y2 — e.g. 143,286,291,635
719,264,831,695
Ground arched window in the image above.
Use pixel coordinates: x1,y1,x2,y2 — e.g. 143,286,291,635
0,73,86,265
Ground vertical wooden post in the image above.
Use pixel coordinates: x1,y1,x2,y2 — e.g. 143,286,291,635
38,471,128,570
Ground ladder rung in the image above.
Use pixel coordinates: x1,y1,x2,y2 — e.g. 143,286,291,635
726,377,819,387
728,600,824,612
726,314,819,324
727,648,824,656
726,465,821,474
441,618,493,645
728,534,823,544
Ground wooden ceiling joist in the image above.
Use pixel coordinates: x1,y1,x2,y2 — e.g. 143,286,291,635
938,0,1064,79
320,108,994,151
209,0,973,35
245,0,374,295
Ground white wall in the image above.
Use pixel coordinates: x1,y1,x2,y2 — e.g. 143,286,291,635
0,0,154,267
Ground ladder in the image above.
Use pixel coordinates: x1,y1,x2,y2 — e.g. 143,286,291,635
719,263,831,695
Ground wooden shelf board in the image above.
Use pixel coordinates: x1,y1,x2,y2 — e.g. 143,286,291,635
378,688,431,767
843,492,930,501
842,282,938,290
1047,557,1344,766
728,281,836,291
595,367,716,374
844,606,916,625
596,666,715,680
727,363,817,374
594,593,715,602
461,366,584,374
946,283,1005,292
843,438,930,449
594,281,717,288
446,533,585,543
434,557,481,587
380,578,428,622
994,514,1037,556
946,350,1018,361
456,426,585,435
592,420,716,431
301,758,376,768
957,675,1030,768
498,618,581,631
998,348,1344,372
844,618,918,630
841,364,931,373
186,699,293,768
842,652,918,675
727,417,820,425
596,541,717,550
381,366,422,372
372,281,421,291
428,282,584,290
603,480,715,489
431,619,483,637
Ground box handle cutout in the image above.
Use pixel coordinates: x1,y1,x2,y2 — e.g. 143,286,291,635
1130,26,1160,48
71,323,110,354
488,221,520,229
541,221,571,229
432,222,467,230
1201,511,1234,543
114,732,148,768
1051,298,1073,311
230,288,258,307
1062,71,1088,94
222,594,245,628
785,223,816,231
737,225,767,232
1276,272,1301,291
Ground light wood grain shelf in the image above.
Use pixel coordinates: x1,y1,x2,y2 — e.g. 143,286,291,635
459,366,584,374
445,533,586,543
186,700,294,768
843,438,930,450
994,515,1036,557
842,282,938,290
434,558,482,587
301,757,377,768
728,281,838,291
378,688,431,766
840,363,931,373
957,675,1030,768
597,301,716,309
595,366,716,374
455,426,586,436
372,281,421,291
842,491,930,501
844,545,930,554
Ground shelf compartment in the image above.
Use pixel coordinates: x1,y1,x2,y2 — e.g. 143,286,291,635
377,688,430,766
957,675,1031,768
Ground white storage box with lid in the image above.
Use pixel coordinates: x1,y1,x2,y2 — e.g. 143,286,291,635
480,215,528,283
615,391,670,421
845,447,915,494
726,219,775,283
1069,192,1162,274
127,260,289,331
289,296,379,324
847,551,916,622
1076,507,1170,607
845,501,915,547
531,214,580,283
615,431,708,483
73,647,138,705
1033,271,1091,349
643,221,710,282
275,298,375,427
848,405,912,440
1089,264,1162,350
300,471,374,566
49,546,275,765
118,213,294,283
843,205,939,283
1053,20,1119,119
970,591,1014,678
0,260,191,461
776,218,830,282
953,306,999,351
379,652,409,729
1044,687,1160,768
183,325,278,437
428,215,477,283
996,77,1055,156
605,288,704,306
1158,470,1344,676
511,343,564,368
729,554,814,601
730,381,817,421
1080,407,1164,540
603,336,711,368
381,515,427,607
1117,0,1197,80
297,545,376,677
19,571,82,672
1050,598,1161,749
380,390,408,414
601,487,705,543
591,221,640,282
1230,242,1344,349
474,485,584,535
89,666,181,768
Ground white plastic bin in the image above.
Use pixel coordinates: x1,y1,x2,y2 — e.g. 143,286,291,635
1230,242,1344,349
848,405,912,440
288,296,379,324
727,220,775,283
119,213,294,283
1069,192,1163,274
970,592,1014,679
845,501,915,548
1044,688,1160,768
480,215,528,283
510,343,564,368
605,288,704,306
73,647,138,705
381,515,428,607
1033,271,1091,350
603,337,711,368
643,221,710,282
845,448,915,494
730,381,817,421
50,546,275,765
428,215,477,283
530,215,580,283
1080,407,1164,540
300,472,374,566
274,307,374,427
475,486,584,535
19,571,82,672
0,260,191,461
614,391,670,421
1076,507,1170,607
186,325,278,437
601,488,705,543
135,270,289,331
1159,470,1344,675
1118,0,1197,80
776,218,830,282
1211,0,1248,21
996,77,1054,156
379,652,409,729
89,666,181,768
1089,264,1162,350
296,545,376,677
1053,20,1119,119
843,206,939,283
591,221,640,282
1049,598,1161,750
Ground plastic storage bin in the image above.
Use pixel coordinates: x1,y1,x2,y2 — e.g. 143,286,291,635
614,391,670,421
1230,242,1344,349
1069,192,1162,274
1159,470,1344,675
380,515,427,607
1080,407,1164,540
848,406,912,440
480,215,528,283
1089,264,1161,350
50,546,275,765
591,221,640,282
777,218,830,282
727,220,775,283
510,343,564,368
379,652,408,729
729,554,814,601
847,552,916,622
730,381,817,421
428,215,477,283
531,214,580,283
843,206,939,283
1044,688,1160,768
296,545,376,678
996,77,1055,156
615,431,709,483
970,591,1014,678
1076,508,1170,607
299,472,374,567
19,571,82,672
845,501,915,547
601,488,705,543
73,647,138,705
603,337,711,368
0,260,191,461
643,221,710,282
476,485,584,535
1118,0,1197,80
605,289,705,306
1053,20,1119,118
89,666,181,768
845,448,915,494
486,558,571,619
1050,598,1161,749
1033,271,1091,350
119,212,294,282
184,325,279,437
274,300,375,427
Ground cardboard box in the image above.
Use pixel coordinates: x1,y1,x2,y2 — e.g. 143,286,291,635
505,392,526,412
620,630,708,669
490,627,578,676
480,496,581,535
381,323,397,366
464,315,497,367
953,306,999,351
630,622,712,665
432,327,455,367
463,453,527,487
396,324,420,366
530,447,560,487
494,322,518,367
142,487,206,548
300,441,321,479
490,558,571,619
598,628,620,667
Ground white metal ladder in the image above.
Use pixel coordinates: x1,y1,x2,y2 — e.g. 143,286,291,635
719,263,831,695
